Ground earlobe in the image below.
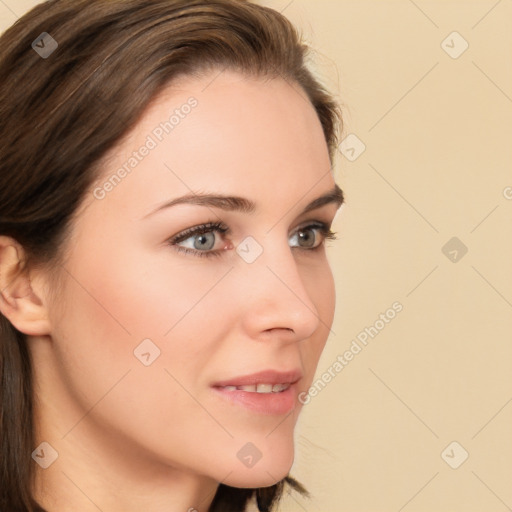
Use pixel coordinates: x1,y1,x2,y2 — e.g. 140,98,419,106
0,237,51,336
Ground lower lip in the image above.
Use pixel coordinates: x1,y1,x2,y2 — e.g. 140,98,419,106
211,384,297,415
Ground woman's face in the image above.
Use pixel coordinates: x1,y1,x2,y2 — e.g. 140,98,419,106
38,70,341,490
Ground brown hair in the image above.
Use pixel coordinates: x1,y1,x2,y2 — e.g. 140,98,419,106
0,0,341,510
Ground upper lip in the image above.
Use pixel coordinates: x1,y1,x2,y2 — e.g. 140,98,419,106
212,369,303,387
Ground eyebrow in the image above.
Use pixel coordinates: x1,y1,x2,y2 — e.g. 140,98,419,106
144,183,344,218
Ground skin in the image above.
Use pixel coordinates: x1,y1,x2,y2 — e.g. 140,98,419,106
0,70,341,512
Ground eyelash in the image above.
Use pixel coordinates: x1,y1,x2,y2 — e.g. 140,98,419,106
168,221,338,259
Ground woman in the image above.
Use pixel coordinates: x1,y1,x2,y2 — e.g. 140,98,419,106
0,0,344,510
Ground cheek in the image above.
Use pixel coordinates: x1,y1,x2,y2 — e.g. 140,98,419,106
51,236,242,409
66,234,189,321
49,247,242,463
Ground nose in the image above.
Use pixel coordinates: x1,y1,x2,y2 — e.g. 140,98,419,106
236,239,322,342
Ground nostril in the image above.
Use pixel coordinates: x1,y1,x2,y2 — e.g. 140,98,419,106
264,327,294,334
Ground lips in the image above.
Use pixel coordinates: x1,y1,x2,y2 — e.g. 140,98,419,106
221,383,290,393
211,369,303,389
211,369,304,415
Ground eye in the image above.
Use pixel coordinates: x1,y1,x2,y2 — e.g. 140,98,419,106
289,222,337,250
180,231,215,251
167,220,338,259
169,221,230,259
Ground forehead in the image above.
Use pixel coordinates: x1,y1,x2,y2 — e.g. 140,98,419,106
85,70,333,221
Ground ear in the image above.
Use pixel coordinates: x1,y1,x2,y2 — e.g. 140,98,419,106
0,236,51,336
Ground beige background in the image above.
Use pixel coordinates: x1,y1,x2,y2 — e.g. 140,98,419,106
2,1,511,511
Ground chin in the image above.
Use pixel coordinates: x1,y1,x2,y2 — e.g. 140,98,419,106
221,447,295,489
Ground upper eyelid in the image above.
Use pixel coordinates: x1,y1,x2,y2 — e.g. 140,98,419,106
171,222,228,241
173,219,331,240
170,223,334,257
169,222,336,260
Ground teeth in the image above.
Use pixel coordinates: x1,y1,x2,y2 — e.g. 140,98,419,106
221,383,291,393
238,385,257,392
256,383,273,393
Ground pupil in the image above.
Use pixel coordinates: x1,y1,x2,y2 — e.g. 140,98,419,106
195,233,215,250
299,229,315,248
